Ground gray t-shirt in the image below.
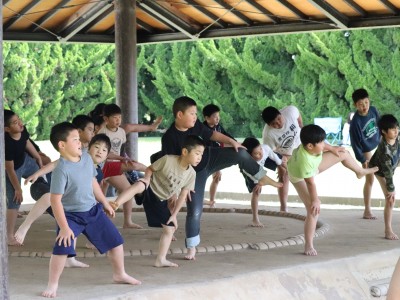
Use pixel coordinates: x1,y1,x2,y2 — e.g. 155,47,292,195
50,152,97,212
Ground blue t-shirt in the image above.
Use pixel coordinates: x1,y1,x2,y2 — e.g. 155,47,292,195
50,152,97,212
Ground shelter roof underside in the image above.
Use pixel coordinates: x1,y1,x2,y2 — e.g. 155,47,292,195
3,0,400,44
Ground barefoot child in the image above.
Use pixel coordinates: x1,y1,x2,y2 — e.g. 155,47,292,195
287,124,378,256
41,123,140,298
111,135,205,267
241,137,286,227
368,114,400,240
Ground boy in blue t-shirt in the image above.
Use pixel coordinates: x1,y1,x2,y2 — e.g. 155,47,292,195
41,123,140,298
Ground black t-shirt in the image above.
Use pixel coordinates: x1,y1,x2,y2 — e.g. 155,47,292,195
5,128,29,169
161,120,213,171
202,121,235,147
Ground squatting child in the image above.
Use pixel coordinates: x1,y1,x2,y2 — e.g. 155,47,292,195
41,122,140,298
369,114,400,240
111,135,205,267
287,124,378,256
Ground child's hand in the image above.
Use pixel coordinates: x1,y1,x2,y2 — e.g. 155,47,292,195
14,189,23,203
103,202,116,218
56,227,75,247
151,116,163,131
166,215,178,229
109,201,119,211
24,174,39,185
310,199,321,216
231,140,246,152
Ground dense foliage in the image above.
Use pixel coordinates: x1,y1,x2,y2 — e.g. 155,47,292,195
4,28,400,140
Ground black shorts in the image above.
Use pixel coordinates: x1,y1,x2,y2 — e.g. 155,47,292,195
141,187,174,228
30,177,53,216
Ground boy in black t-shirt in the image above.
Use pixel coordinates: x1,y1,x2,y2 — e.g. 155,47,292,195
4,109,43,246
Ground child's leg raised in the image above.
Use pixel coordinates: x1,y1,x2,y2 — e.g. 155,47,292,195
155,225,178,267
7,208,20,246
113,181,146,209
42,255,68,298
108,245,141,285
292,180,319,256
375,176,398,240
250,186,264,227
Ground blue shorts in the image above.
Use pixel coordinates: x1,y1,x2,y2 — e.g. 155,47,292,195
140,187,173,228
6,155,39,209
52,203,123,257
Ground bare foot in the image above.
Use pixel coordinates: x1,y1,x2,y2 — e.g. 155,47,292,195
42,283,58,298
17,212,23,218
250,220,265,228
154,258,179,267
14,224,30,245
64,258,89,268
304,247,318,256
123,222,143,229
113,273,142,285
184,247,196,260
363,214,377,220
280,207,288,212
385,231,399,240
356,166,379,179
85,242,96,250
258,176,283,188
172,235,177,241
8,236,22,246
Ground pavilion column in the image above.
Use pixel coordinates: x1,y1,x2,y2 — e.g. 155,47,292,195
0,0,10,298
114,0,138,160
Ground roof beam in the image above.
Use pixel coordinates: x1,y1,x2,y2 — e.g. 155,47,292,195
306,0,349,28
185,0,227,28
275,0,308,20
246,0,280,24
30,0,73,32
342,0,367,17
137,0,198,39
4,0,42,31
58,1,114,42
378,0,400,15
81,5,114,33
3,0,11,5
213,0,253,25
137,19,154,33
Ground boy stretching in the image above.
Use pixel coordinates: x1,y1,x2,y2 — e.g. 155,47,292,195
160,96,282,260
287,124,378,256
42,123,140,298
369,114,400,240
111,135,205,267
241,137,286,227
349,88,380,219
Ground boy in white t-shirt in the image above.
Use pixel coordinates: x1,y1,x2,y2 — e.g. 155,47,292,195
262,105,303,212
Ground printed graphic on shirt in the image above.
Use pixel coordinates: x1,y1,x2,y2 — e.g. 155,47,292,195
277,123,298,150
160,170,185,196
110,137,123,154
363,119,378,139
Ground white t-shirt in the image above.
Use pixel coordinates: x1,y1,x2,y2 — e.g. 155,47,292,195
262,105,301,156
257,144,282,167
97,126,126,156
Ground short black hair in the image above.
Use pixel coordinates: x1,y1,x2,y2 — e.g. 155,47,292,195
378,114,399,133
203,104,220,117
173,96,197,117
4,109,16,127
182,135,205,152
262,106,281,125
50,122,77,151
89,133,111,153
352,88,369,103
89,103,106,127
300,124,326,146
241,137,260,155
72,115,94,130
103,103,121,117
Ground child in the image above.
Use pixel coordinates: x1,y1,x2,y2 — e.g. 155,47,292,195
241,137,286,227
368,114,400,240
160,96,282,260
287,124,378,256
202,104,235,208
71,114,95,150
262,105,303,212
4,109,43,246
111,135,205,267
41,122,140,298
349,88,380,219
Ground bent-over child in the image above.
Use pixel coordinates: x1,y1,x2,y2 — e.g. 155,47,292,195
41,123,140,298
287,124,378,256
368,114,400,240
111,135,205,267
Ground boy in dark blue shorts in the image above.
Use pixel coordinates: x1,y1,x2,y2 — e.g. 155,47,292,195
41,123,140,298
111,135,205,267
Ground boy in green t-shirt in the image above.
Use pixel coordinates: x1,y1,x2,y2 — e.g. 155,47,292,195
287,124,378,256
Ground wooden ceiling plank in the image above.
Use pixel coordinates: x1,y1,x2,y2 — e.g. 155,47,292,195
213,0,253,25
275,0,308,19
81,5,114,33
342,0,367,17
378,0,399,15
185,0,227,28
246,0,280,23
30,0,73,32
306,0,349,28
4,0,43,30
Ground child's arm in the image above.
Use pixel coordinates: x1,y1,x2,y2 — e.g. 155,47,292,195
25,139,43,168
51,193,75,247
166,188,190,229
92,178,115,218
5,160,23,203
304,176,320,216
211,131,244,152
24,160,58,185
122,116,163,133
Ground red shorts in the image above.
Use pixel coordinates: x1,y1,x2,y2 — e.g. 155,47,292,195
102,161,123,179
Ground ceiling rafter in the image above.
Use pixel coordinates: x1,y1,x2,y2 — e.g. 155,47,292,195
275,0,308,20
246,0,280,24
81,5,114,33
137,19,154,33
185,0,227,28
378,0,400,15
342,0,367,17
29,0,73,32
213,0,253,25
306,0,349,28
4,0,42,31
